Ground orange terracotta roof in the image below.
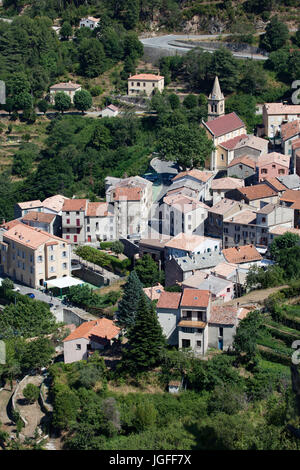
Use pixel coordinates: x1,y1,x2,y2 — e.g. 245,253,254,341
222,245,262,264
63,318,120,342
22,211,55,224
156,291,181,309
50,81,81,90
263,177,287,192
180,288,210,308
86,202,111,217
143,283,165,301
227,155,256,169
292,138,300,150
172,169,214,183
280,189,300,203
219,134,247,150
129,74,164,81
238,184,277,200
3,223,68,250
62,199,87,212
114,187,142,201
281,120,300,141
0,219,23,230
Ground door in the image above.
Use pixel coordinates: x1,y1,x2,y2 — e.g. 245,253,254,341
74,235,77,243
87,235,91,242
218,339,223,350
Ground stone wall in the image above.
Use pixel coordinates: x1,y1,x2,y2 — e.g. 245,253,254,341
73,267,105,287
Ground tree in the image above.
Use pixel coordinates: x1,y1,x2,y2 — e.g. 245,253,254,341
183,94,198,109
54,92,71,114
14,92,33,111
1,278,14,292
260,16,289,52
60,21,72,40
116,271,143,328
134,254,161,287
295,27,300,47
157,124,214,169
37,99,48,115
270,232,300,260
79,38,106,78
23,383,40,404
208,48,239,94
168,93,180,110
73,89,92,114
121,293,166,373
111,240,124,255
233,310,262,364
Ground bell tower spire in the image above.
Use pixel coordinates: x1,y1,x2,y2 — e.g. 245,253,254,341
207,76,225,121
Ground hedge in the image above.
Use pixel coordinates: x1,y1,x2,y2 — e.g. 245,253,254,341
258,347,291,367
264,325,299,346
100,242,114,250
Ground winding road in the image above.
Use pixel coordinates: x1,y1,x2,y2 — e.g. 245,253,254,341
140,34,268,60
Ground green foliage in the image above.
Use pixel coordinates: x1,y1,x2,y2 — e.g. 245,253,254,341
74,89,93,113
116,271,143,328
246,265,285,290
60,21,72,40
37,99,49,114
121,293,166,374
111,240,124,255
134,254,161,287
75,245,130,274
134,402,157,431
183,94,198,109
23,383,40,404
260,16,289,52
66,284,120,311
233,310,262,364
54,91,71,113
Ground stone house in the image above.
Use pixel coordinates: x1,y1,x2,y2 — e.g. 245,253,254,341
222,245,262,267
156,289,248,354
171,169,215,202
0,221,71,289
49,81,81,104
128,74,164,97
63,318,120,364
21,211,56,235
14,200,43,219
211,177,244,205
205,199,249,239
85,202,116,243
79,17,100,29
262,103,300,138
227,155,256,181
165,233,221,259
281,119,300,156
62,199,88,244
100,104,119,118
233,135,269,160
228,184,279,210
256,152,290,182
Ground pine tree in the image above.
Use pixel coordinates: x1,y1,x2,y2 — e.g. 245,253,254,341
116,271,143,328
121,293,167,374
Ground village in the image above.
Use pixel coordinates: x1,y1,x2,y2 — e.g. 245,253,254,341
0,4,300,452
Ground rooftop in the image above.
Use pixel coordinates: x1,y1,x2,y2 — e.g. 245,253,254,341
175,251,225,272
165,233,218,252
62,199,88,212
114,186,142,201
42,194,69,213
3,223,68,250
281,119,300,141
224,208,257,224
219,134,247,150
209,305,239,325
50,81,81,90
269,226,300,236
156,291,181,309
180,288,210,308
17,200,43,210
204,112,245,138
235,134,268,152
280,189,300,203
163,194,209,213
22,211,56,224
208,198,242,215
222,245,262,264
263,177,287,192
256,152,290,169
210,262,238,279
172,169,214,184
86,202,112,217
277,174,300,190
211,177,244,191
227,155,256,170
237,184,277,201
129,73,164,81
63,318,120,343
143,283,165,301
257,203,276,214
183,273,233,295
264,103,300,115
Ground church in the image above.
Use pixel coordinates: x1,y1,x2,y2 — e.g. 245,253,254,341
202,77,247,171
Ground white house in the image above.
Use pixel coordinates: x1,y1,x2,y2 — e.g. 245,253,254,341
165,233,221,259
101,104,119,118
79,17,100,29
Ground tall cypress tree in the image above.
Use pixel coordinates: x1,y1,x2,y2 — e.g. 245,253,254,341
116,271,143,328
121,293,167,373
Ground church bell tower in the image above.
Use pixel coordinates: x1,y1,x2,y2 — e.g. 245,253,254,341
207,76,225,121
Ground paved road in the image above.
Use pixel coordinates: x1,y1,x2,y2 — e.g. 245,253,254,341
140,34,268,61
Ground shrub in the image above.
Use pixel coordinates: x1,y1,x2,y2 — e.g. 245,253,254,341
23,383,40,404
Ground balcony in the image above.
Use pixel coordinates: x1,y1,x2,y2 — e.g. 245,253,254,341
178,320,206,329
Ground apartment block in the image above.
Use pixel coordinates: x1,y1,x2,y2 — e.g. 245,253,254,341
0,222,71,289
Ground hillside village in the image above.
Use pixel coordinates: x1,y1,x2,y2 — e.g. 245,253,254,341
0,1,300,452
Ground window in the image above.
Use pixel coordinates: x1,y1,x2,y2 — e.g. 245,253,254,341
66,218,70,224
182,339,191,348
137,82,140,87
87,226,90,232
50,255,54,261
62,251,67,258
224,228,228,234
76,211,80,215
219,327,223,337
76,344,81,350
227,287,231,292
182,327,194,333
143,82,146,87
38,255,43,262
50,266,55,273
262,217,266,223
261,169,268,174
66,235,70,240
196,340,202,349
62,263,67,270
76,219,80,226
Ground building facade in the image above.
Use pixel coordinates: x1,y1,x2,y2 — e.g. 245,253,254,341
128,74,164,97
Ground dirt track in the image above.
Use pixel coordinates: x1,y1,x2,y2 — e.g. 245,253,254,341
224,285,289,308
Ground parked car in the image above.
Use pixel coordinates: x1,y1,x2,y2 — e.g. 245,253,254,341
25,293,35,299
13,287,20,292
